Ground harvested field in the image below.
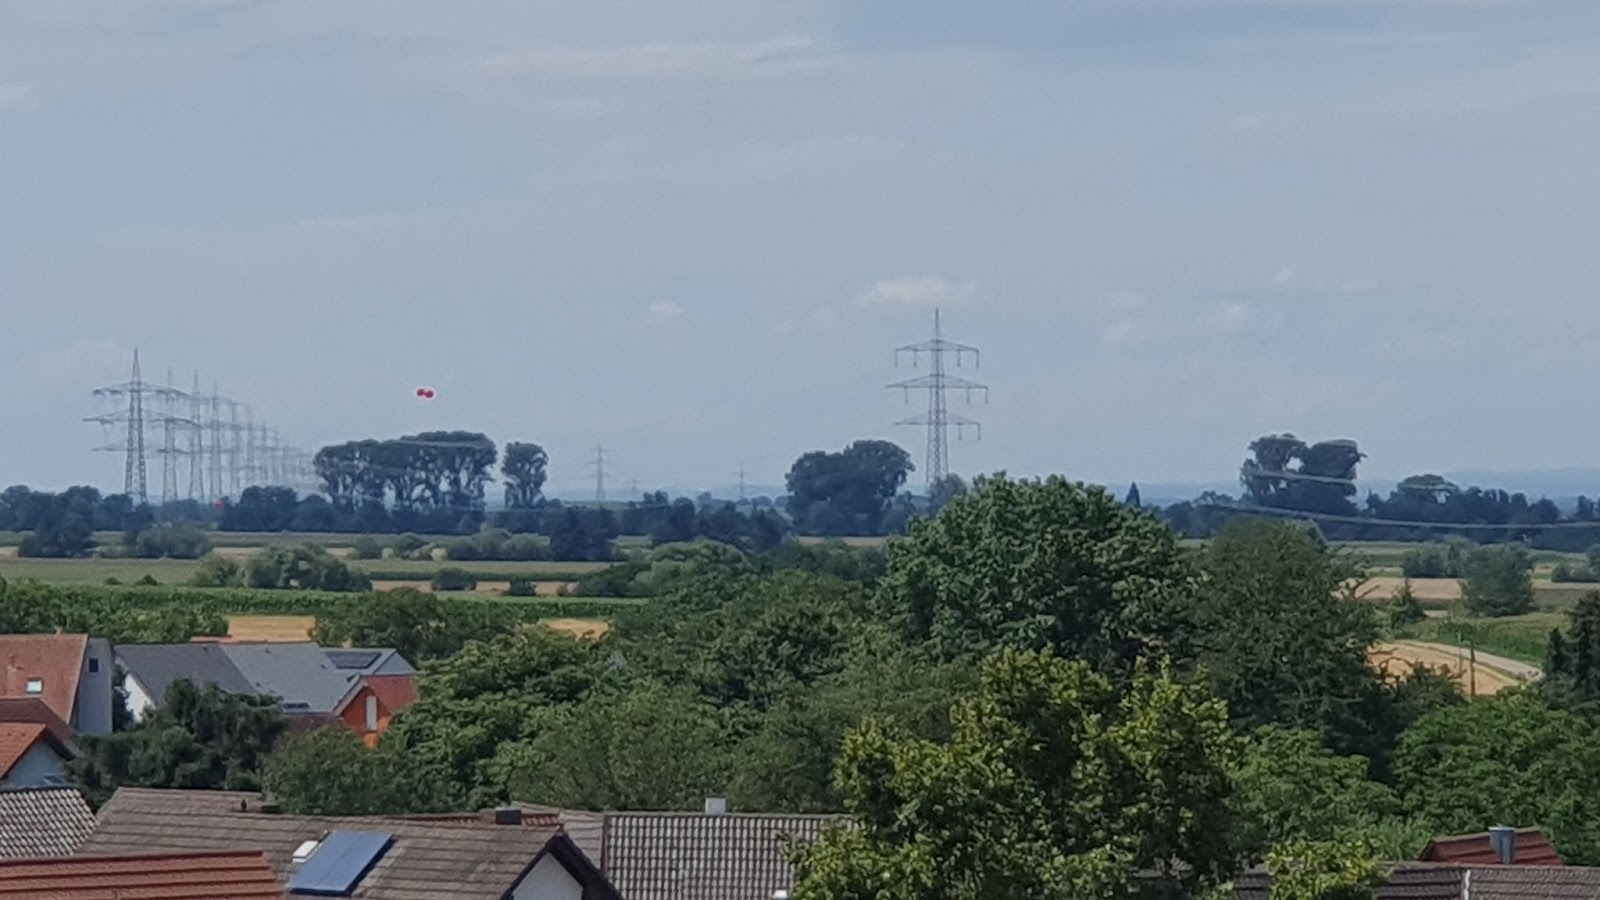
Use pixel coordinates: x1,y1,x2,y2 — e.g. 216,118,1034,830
1369,640,1534,696
542,618,610,640
226,615,316,642
1352,577,1461,602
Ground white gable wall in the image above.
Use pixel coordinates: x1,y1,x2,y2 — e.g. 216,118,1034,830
0,742,67,788
512,854,584,900
122,672,158,723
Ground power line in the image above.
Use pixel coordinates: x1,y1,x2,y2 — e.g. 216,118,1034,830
888,308,988,486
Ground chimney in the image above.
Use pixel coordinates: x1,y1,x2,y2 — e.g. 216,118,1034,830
704,797,727,816
1489,826,1516,865
493,806,523,826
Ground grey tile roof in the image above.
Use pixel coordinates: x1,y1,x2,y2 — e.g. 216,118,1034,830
219,644,357,714
601,812,843,900
114,644,257,704
80,788,613,900
0,786,96,858
1470,865,1600,900
325,649,415,677
1234,865,1465,900
115,643,418,716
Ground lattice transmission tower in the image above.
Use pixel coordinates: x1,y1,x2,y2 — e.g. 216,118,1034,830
888,308,988,486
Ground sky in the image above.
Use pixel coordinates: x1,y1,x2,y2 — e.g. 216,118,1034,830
4,0,1600,497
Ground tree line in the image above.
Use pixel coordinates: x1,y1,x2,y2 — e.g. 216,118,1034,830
1158,432,1600,550
60,475,1600,897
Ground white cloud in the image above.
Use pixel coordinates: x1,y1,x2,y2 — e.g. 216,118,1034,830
1102,317,1155,350
854,276,978,308
1270,267,1296,286
0,83,37,112
647,301,684,320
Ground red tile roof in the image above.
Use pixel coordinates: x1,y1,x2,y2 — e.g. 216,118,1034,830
1421,828,1563,866
0,724,52,778
0,635,87,725
0,698,76,749
364,675,418,713
0,851,284,898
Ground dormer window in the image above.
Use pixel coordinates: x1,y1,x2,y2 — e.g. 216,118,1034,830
24,679,42,695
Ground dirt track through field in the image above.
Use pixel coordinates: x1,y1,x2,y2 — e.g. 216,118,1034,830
1369,640,1539,696
226,616,316,642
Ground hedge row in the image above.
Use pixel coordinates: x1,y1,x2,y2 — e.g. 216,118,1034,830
357,568,608,583
0,581,640,625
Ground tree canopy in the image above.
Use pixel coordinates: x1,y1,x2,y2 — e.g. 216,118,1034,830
789,649,1238,900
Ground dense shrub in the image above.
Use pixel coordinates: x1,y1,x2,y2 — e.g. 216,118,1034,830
1552,561,1600,584
129,523,212,560
349,536,384,560
190,554,243,588
1399,542,1469,579
506,577,536,597
430,567,478,592
1462,545,1535,617
243,545,372,593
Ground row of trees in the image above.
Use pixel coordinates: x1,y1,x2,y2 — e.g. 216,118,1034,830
70,476,1600,899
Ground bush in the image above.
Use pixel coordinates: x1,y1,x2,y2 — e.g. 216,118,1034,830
1462,545,1535,617
1400,543,1468,579
430,567,477,592
243,545,372,593
190,554,243,588
135,574,159,586
130,523,212,560
1553,561,1600,584
505,577,536,597
1384,581,1428,628
349,537,384,561
394,533,429,560
104,577,122,586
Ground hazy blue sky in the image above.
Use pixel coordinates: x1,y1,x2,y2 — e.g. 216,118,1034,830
4,0,1600,496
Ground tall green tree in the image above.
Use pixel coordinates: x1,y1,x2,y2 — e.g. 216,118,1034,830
501,442,549,510
1394,694,1600,863
785,440,914,536
789,650,1238,900
876,474,1193,669
490,682,729,811
1231,728,1403,859
1264,840,1383,900
1461,545,1535,617
1192,520,1383,753
263,727,449,816
70,680,287,807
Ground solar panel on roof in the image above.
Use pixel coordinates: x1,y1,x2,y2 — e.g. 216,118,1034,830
288,831,393,896
326,650,381,670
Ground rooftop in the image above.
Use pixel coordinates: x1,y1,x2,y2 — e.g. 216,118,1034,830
115,643,414,716
80,788,613,900
0,723,61,779
0,635,88,725
0,787,97,858
1421,828,1563,866
0,850,283,899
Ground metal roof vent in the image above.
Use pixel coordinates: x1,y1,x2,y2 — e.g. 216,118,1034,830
1489,826,1516,865
704,797,727,816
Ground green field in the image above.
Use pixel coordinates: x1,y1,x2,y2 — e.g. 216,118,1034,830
0,554,614,586
1395,612,1560,667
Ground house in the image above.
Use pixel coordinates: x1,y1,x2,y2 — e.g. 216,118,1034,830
0,786,97,858
0,635,114,735
1420,826,1563,866
78,788,623,900
115,642,417,743
0,698,79,789
516,800,845,900
1234,863,1600,900
0,851,284,898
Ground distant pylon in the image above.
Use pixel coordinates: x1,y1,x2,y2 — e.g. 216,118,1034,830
888,308,988,486
126,350,148,503
589,444,611,503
